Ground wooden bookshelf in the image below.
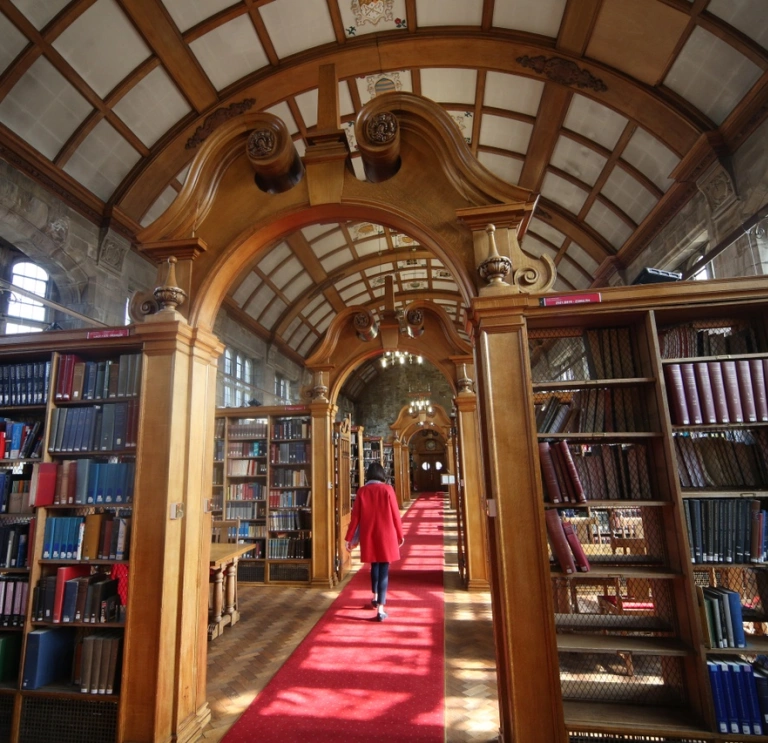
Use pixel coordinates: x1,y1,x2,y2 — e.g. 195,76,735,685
350,425,364,495
214,406,314,584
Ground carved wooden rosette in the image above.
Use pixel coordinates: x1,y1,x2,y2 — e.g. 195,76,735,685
404,308,425,338
353,310,379,341
245,115,305,194
354,108,401,183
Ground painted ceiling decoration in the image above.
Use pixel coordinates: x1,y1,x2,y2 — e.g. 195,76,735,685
1,0,767,375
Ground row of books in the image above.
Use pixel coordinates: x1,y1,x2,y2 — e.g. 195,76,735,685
268,489,310,508
539,441,586,504
22,627,122,694
536,387,649,434
683,498,767,564
0,521,31,568
227,419,268,439
270,441,310,464
239,523,266,539
0,470,31,513
0,418,43,460
583,327,637,379
545,509,590,574
0,360,50,406
268,510,311,531
48,401,139,453
665,359,768,426
674,431,768,489
697,586,747,648
270,469,309,487
33,568,123,624
30,460,135,506
225,501,265,520
272,417,310,440
708,657,767,736
227,459,266,477
267,536,311,559
227,440,267,457
56,353,141,402
0,577,28,626
41,513,131,562
226,482,265,500
660,322,760,359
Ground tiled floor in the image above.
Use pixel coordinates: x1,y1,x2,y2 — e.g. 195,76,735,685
202,497,500,742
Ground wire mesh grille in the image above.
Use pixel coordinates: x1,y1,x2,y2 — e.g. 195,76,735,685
554,576,677,632
559,652,685,705
535,388,652,434
237,562,265,582
0,694,12,741
19,696,117,743
673,430,768,489
657,319,765,359
548,507,667,569
569,735,707,743
529,327,639,383
693,566,768,625
269,562,310,582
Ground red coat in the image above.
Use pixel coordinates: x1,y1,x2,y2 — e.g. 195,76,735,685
346,480,404,563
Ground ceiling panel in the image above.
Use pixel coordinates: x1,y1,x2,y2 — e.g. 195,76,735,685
420,68,477,105
707,0,768,48
477,151,523,184
492,0,567,37
0,13,27,74
484,72,543,116
563,95,628,151
600,168,657,225
550,136,607,187
337,0,407,37
541,172,589,215
416,0,483,27
621,129,679,192
260,0,336,59
11,0,70,30
585,201,633,250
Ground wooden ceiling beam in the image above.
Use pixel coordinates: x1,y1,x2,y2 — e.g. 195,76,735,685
116,0,219,113
243,0,280,66
556,0,602,56
534,198,614,264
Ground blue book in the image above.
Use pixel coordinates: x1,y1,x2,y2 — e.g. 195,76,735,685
708,660,728,734
61,579,79,623
86,463,100,504
51,518,65,560
728,660,752,735
742,661,764,735
75,458,92,505
42,517,55,559
9,422,24,459
22,628,76,689
721,589,746,647
719,660,740,734
753,665,768,727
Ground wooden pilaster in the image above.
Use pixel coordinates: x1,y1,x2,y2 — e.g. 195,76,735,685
310,401,335,587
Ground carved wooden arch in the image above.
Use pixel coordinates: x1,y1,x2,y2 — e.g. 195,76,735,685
305,301,473,405
136,89,546,335
390,403,453,446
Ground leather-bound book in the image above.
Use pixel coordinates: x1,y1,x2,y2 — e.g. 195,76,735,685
664,364,690,425
750,359,768,421
694,362,718,424
538,442,563,504
721,361,744,423
545,509,576,574
708,361,731,424
736,360,757,423
681,363,703,425
562,521,591,572
556,441,587,503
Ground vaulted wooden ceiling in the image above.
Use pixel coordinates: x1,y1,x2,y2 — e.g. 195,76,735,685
1,0,767,367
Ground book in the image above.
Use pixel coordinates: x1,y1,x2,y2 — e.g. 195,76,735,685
561,521,590,572
708,659,729,734
722,360,745,423
736,360,757,423
751,359,768,421
544,509,576,574
680,363,703,425
694,362,718,425
52,566,91,623
538,443,562,504
664,364,689,425
556,441,587,503
22,628,77,689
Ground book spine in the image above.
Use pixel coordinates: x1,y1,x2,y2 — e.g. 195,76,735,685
556,441,587,503
694,362,718,424
538,443,563,504
544,509,576,574
737,360,757,422
708,361,731,423
664,364,689,425
561,521,590,572
751,359,768,421
722,360,745,423
681,363,703,425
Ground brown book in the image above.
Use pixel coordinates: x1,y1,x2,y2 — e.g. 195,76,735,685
693,362,717,424
736,360,757,423
81,513,105,560
105,634,121,694
544,509,576,574
707,361,730,423
664,363,689,425
538,443,563,504
79,635,95,693
556,441,587,503
550,444,574,503
680,363,703,425
70,362,86,402
562,521,590,572
89,635,104,693
721,360,744,423
751,359,768,421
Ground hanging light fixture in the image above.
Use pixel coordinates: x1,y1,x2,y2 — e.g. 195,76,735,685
380,350,424,368
408,393,433,416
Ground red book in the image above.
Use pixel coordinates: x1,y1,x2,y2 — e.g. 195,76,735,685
708,361,730,424
680,363,703,425
30,462,59,507
736,360,757,423
721,361,744,423
550,445,574,503
694,362,717,425
751,359,768,422
545,509,576,574
538,443,563,504
562,521,591,572
664,364,689,425
53,565,90,623
556,441,587,503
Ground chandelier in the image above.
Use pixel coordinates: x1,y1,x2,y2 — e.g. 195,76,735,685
380,350,423,368
408,394,433,416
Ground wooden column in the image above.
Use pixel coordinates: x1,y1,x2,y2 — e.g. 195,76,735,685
472,297,566,743
310,400,335,587
392,439,406,508
454,392,489,590
121,316,222,743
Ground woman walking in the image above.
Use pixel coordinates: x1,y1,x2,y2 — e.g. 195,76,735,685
345,461,404,621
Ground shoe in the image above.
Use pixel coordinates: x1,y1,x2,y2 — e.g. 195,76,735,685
371,599,378,608
376,611,388,621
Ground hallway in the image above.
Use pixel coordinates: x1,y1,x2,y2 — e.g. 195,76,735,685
202,496,499,742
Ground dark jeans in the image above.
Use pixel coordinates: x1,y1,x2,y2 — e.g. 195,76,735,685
371,562,390,605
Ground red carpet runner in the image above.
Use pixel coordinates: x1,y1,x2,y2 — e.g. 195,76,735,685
223,493,445,742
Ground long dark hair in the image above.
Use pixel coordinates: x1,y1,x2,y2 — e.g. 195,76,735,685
366,462,388,483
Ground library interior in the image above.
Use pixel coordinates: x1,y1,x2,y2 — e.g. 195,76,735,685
1,1,768,742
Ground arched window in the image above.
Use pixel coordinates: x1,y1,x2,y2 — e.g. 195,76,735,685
220,346,260,408
5,262,49,334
